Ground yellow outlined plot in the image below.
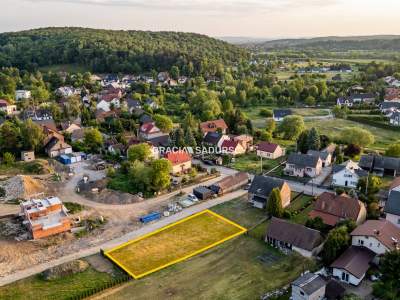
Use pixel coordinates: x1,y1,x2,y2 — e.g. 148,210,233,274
104,210,247,279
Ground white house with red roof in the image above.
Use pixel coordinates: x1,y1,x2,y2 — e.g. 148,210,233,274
220,139,246,156
165,151,192,175
199,119,228,136
256,142,285,159
139,122,165,140
0,99,17,116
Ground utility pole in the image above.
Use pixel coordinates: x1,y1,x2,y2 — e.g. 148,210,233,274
260,156,263,174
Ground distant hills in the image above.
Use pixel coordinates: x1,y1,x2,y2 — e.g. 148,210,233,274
0,27,249,73
243,35,400,52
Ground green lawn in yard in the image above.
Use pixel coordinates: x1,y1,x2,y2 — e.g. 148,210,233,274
304,118,400,152
228,153,284,174
0,266,115,300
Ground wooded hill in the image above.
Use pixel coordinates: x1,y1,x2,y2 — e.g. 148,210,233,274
246,35,400,52
0,27,249,74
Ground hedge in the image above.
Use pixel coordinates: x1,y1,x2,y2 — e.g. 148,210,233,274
347,115,400,131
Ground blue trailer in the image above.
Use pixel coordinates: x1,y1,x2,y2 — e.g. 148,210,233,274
139,211,161,223
59,154,72,165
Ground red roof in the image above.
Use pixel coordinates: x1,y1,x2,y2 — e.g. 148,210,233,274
200,119,228,134
257,142,279,153
165,151,191,165
309,192,363,226
140,122,160,134
0,99,9,107
221,140,239,152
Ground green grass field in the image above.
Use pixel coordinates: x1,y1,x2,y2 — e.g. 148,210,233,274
228,153,284,174
98,197,315,300
105,210,246,278
0,266,115,300
304,118,400,151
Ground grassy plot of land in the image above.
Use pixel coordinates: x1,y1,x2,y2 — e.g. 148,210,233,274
105,210,246,278
228,153,284,174
304,118,400,151
101,197,314,300
0,267,114,300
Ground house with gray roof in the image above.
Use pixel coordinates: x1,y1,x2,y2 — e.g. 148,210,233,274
385,190,400,228
389,111,400,126
248,175,291,209
273,109,292,121
284,153,322,178
291,272,326,300
307,150,332,167
266,217,324,257
332,160,368,188
359,154,400,177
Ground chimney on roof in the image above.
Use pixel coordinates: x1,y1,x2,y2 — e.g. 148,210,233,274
374,229,380,236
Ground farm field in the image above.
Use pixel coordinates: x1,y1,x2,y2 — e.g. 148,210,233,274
304,118,400,151
96,197,315,300
105,210,246,279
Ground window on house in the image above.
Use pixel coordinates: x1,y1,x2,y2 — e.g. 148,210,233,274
300,291,305,296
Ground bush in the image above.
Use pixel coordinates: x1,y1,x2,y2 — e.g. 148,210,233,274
259,108,273,117
0,186,5,197
23,161,45,174
344,144,361,157
2,152,15,165
64,202,84,214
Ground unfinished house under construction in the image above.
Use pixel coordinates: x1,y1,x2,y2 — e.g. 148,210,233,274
20,197,71,239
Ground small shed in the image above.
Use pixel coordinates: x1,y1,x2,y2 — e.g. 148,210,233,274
21,151,35,162
210,172,249,195
193,186,214,200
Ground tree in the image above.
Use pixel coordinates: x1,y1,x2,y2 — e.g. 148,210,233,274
278,115,305,141
322,225,351,264
297,130,310,153
305,95,316,106
127,143,152,162
0,121,21,154
266,188,283,217
260,130,272,142
385,143,400,157
172,128,185,148
170,66,180,80
154,114,173,133
357,175,382,196
339,127,374,148
373,250,400,300
84,128,103,152
184,128,197,149
307,127,320,151
332,105,348,119
259,108,273,117
21,119,44,152
305,217,328,232
150,159,172,192
265,119,276,133
344,144,361,158
2,152,15,165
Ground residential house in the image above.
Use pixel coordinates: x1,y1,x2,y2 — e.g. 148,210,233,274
56,86,77,98
309,192,367,226
157,72,170,82
220,139,246,156
96,95,121,112
200,119,228,136
337,93,376,107
385,190,400,228
384,87,400,102
139,114,154,125
21,151,35,162
0,99,17,115
145,98,158,110
61,121,81,134
45,137,73,158
284,153,322,178
331,246,375,286
291,272,326,300
256,142,285,159
389,111,400,126
71,128,85,143
307,150,332,167
126,99,142,113
139,122,165,141
23,108,53,121
248,175,291,209
273,109,292,121
20,197,71,239
332,160,368,188
359,154,400,177
380,101,400,115
351,219,400,255
233,135,253,152
203,132,230,149
266,217,324,258
15,90,31,101
384,76,400,87
165,151,192,175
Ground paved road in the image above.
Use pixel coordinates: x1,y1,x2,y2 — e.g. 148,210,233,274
0,189,247,287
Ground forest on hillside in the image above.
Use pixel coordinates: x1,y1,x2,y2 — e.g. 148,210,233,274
0,27,249,75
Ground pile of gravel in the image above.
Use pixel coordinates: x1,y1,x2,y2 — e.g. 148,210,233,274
42,260,89,280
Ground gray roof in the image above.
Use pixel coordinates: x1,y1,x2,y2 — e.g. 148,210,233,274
385,190,400,216
361,155,400,172
292,273,326,296
332,164,368,177
307,150,330,160
273,109,292,118
249,175,285,200
203,132,223,145
267,217,323,251
381,101,400,110
287,153,320,168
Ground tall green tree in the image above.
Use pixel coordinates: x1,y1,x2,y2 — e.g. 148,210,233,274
150,159,172,192
21,119,44,152
267,188,283,217
84,128,103,153
127,143,152,162
278,115,305,141
307,127,321,151
373,250,400,300
322,225,351,264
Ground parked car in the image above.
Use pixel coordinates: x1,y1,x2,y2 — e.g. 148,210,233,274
187,193,198,201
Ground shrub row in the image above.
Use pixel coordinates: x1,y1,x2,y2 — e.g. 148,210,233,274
347,115,398,131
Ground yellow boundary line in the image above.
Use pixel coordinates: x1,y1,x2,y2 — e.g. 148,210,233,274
104,210,247,279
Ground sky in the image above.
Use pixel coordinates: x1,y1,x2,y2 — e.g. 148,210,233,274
1,0,400,38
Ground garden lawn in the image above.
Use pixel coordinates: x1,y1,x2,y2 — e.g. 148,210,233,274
105,210,246,278
0,267,114,300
